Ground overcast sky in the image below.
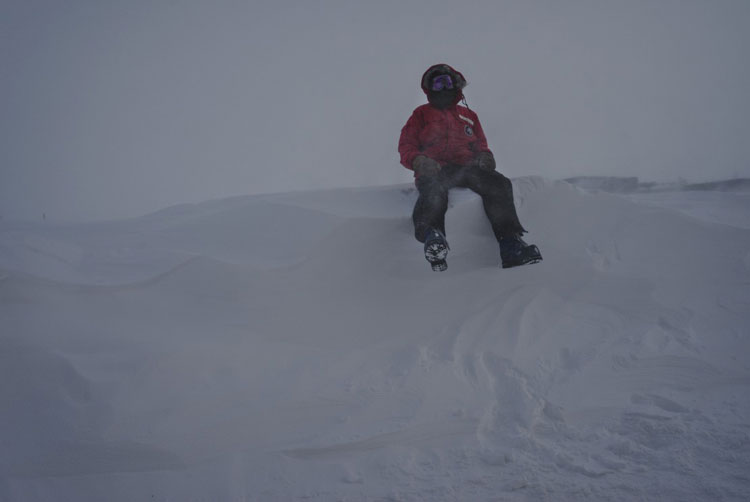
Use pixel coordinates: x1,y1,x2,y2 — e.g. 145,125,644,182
2,0,749,221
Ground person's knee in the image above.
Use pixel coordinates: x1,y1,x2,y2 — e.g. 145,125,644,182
471,168,510,193
488,171,512,192
418,180,449,202
416,173,443,191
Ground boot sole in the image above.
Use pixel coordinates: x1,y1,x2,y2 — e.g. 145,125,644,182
501,256,542,269
425,241,449,272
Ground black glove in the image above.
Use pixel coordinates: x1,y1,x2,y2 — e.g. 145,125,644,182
412,155,441,177
473,152,496,171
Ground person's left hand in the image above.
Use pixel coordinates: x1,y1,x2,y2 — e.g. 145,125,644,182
473,152,496,171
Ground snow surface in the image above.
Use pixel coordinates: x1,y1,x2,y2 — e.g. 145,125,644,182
1,178,749,501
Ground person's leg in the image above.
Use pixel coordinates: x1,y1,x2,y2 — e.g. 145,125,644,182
458,166,542,268
412,167,462,271
412,169,453,242
458,167,526,241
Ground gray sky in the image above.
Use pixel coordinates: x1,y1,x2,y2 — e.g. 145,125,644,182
2,0,749,221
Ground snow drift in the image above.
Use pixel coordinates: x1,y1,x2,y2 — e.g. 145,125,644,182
1,178,749,501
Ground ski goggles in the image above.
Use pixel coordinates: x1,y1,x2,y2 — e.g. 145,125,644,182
430,74,454,91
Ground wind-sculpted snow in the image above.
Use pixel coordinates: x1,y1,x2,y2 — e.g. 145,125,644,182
1,178,749,500
564,176,641,193
566,175,750,195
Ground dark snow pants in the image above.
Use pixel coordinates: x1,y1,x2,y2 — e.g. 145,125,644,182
412,165,526,243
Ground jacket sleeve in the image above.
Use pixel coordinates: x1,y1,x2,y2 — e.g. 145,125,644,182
398,109,424,170
472,111,492,155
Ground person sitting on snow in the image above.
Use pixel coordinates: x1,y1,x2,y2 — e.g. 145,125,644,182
398,63,542,271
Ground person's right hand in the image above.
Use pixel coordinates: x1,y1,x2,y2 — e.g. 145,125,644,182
412,155,441,177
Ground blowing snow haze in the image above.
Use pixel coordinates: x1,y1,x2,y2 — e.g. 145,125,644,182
1,0,749,221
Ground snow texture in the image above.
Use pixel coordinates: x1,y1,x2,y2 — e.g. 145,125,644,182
1,178,749,501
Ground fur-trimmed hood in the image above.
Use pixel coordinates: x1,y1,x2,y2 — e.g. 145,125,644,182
420,64,467,95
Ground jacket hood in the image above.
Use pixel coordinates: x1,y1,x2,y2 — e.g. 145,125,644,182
420,64,467,95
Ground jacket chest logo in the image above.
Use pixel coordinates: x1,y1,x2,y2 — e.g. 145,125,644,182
458,114,474,136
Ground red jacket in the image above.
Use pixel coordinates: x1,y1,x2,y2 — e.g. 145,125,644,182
398,103,491,172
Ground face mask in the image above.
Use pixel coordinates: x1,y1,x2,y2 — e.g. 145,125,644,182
428,88,458,109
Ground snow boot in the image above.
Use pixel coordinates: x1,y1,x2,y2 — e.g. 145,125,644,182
423,228,449,272
500,235,542,269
